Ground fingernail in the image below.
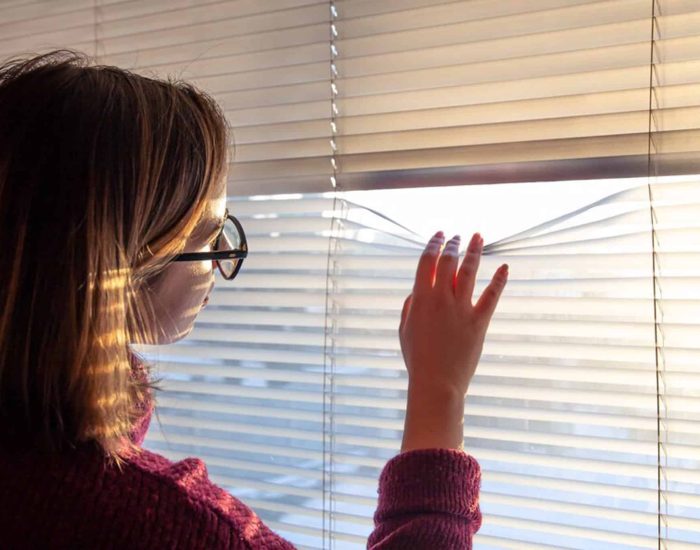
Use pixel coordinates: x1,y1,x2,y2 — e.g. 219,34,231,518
452,234,461,242
434,231,444,239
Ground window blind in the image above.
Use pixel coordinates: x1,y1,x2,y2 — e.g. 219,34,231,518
315,175,699,548
0,0,333,196
5,0,700,194
330,0,700,190
649,3,700,544
1,0,699,548
144,176,699,548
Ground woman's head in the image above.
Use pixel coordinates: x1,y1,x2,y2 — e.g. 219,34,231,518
0,49,231,464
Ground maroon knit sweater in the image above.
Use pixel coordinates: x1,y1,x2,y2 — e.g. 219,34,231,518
0,355,482,549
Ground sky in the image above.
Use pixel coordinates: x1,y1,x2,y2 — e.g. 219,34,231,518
333,177,648,246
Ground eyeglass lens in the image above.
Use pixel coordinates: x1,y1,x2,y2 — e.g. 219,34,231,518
215,217,242,279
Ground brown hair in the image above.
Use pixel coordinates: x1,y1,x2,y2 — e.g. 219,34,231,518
0,50,230,467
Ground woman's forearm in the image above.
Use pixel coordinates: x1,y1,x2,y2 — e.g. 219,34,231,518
401,383,466,452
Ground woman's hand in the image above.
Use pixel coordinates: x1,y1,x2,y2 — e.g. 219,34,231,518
400,231,508,452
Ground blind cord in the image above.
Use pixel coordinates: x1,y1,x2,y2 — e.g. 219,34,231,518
645,1,667,549
322,2,341,548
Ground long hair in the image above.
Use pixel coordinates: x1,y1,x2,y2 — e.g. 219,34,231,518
0,50,230,467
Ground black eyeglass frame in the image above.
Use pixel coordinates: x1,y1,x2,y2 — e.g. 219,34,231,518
171,208,248,280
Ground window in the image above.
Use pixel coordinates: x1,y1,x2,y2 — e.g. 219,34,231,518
3,0,699,547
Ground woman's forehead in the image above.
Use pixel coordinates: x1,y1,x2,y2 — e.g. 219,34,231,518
208,192,227,222
202,194,227,232
191,189,227,243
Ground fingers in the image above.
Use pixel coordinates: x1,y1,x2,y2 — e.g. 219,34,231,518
434,235,461,291
474,263,509,322
413,231,445,294
455,233,483,303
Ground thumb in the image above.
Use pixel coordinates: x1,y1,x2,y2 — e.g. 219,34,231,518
399,293,413,333
474,264,509,323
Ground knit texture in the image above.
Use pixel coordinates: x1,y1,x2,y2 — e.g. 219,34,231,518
0,354,482,549
368,448,482,549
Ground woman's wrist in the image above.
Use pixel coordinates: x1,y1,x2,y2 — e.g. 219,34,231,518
401,382,466,452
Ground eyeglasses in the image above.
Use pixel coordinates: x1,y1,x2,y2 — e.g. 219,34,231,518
171,208,248,280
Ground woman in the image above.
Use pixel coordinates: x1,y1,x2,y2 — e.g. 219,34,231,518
0,50,508,549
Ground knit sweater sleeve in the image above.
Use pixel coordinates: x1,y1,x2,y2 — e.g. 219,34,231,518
367,448,482,549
